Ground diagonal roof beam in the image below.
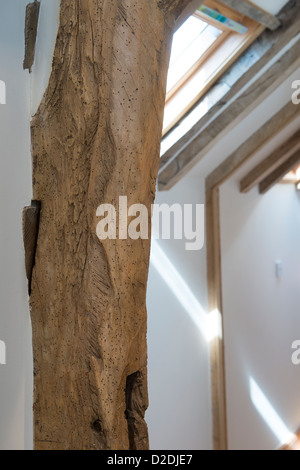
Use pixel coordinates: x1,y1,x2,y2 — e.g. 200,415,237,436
158,1,300,191
220,0,281,30
206,102,299,191
259,150,300,194
240,130,300,193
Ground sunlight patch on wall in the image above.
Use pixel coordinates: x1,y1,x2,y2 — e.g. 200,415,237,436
250,377,296,447
150,239,208,340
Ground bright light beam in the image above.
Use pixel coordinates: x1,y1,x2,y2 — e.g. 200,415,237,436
250,377,296,447
150,239,213,341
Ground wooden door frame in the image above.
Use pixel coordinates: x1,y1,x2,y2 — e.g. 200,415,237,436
205,101,299,450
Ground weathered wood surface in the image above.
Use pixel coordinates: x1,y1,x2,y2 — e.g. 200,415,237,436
259,150,300,194
240,129,300,193
206,102,299,191
220,0,281,30
29,0,186,451
23,1,40,72
157,0,192,16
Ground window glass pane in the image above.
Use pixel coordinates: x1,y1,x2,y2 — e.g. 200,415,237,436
167,16,222,93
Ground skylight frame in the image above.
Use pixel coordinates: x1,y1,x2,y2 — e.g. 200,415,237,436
162,0,265,138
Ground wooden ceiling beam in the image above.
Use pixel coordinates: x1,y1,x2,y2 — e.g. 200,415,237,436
259,149,300,194
240,130,300,193
219,0,281,30
206,101,299,191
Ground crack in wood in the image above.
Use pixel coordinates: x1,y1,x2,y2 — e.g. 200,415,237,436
22,200,41,295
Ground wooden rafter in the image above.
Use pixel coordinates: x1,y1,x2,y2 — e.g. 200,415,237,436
219,0,281,30
240,130,300,193
206,102,300,191
259,150,300,194
158,1,300,191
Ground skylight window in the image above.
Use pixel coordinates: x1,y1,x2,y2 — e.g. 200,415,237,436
162,0,265,138
166,17,222,94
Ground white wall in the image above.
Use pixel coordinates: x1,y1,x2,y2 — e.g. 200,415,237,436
0,0,59,450
220,180,300,450
148,62,300,449
146,176,212,450
0,0,33,450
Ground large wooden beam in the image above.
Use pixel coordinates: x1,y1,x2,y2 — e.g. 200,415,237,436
157,0,193,17
206,102,299,190
220,0,281,30
240,130,300,193
158,1,300,190
259,150,300,194
29,0,187,451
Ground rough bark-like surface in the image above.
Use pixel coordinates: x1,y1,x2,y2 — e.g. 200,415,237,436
157,0,192,17
23,1,40,72
30,0,176,451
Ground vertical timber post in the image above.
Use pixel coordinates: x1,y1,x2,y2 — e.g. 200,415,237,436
29,0,190,451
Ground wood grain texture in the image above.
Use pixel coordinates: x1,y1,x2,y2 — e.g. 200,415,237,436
240,130,300,193
157,0,192,17
29,0,177,450
259,150,300,194
219,0,281,30
23,1,40,72
206,186,227,450
206,102,299,191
